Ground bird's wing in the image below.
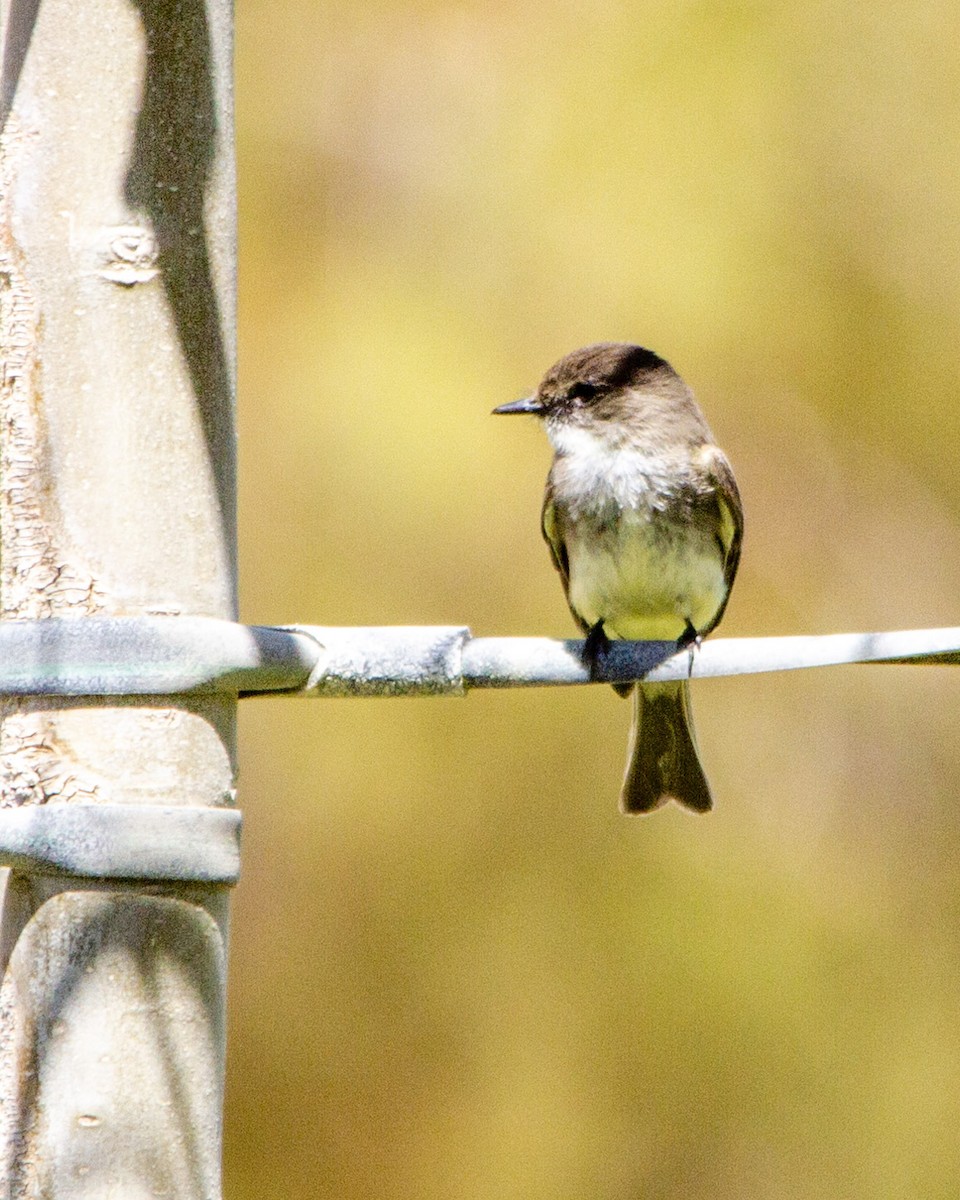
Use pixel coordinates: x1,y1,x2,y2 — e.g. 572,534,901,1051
541,479,590,636
540,480,568,583
699,446,743,637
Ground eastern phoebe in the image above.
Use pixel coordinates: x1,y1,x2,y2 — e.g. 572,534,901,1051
493,342,742,813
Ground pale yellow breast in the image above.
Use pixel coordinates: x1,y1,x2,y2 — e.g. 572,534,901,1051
565,508,727,640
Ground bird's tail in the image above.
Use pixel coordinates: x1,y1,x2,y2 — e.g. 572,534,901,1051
619,680,713,814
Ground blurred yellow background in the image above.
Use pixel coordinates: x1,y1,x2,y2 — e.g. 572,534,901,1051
229,4,960,1197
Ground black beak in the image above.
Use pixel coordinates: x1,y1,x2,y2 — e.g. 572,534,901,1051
492,396,546,415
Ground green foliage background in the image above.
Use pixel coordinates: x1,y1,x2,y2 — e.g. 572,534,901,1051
230,4,960,1196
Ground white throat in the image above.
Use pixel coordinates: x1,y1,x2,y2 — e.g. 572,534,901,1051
546,420,679,511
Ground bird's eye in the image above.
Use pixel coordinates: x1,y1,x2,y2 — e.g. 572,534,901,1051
567,380,599,402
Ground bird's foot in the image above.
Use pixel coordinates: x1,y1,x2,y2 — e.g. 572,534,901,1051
583,620,611,682
677,619,701,679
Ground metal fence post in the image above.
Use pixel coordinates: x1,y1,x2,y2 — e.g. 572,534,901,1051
0,1,236,1195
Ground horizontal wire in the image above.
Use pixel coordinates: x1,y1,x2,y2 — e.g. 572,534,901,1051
0,617,952,697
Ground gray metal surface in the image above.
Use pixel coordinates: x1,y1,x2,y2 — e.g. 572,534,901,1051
0,804,242,883
296,624,469,695
0,0,238,1191
0,618,953,698
463,626,960,688
0,616,317,695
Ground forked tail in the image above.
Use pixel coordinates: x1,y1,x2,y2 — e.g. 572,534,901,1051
619,680,713,814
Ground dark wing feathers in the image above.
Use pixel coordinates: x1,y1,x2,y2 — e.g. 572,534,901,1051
541,480,590,636
698,448,743,638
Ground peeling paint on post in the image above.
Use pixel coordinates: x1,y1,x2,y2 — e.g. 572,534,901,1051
0,1,236,1195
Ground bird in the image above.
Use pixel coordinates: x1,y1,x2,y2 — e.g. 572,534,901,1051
493,342,742,812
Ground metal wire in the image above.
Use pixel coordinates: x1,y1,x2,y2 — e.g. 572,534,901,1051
0,617,954,698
